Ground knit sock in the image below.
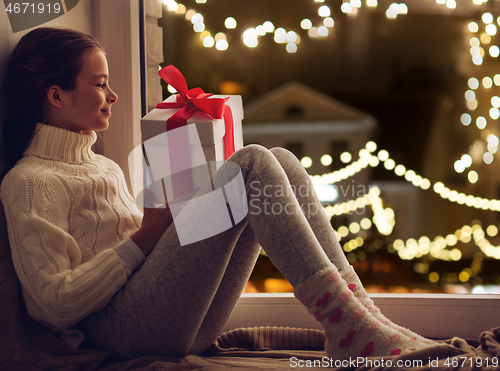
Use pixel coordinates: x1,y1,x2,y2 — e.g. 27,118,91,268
294,266,431,361
338,265,435,345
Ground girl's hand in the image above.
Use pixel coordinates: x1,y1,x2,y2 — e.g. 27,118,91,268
131,190,173,256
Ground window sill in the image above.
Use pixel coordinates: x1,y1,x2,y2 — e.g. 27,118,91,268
224,293,500,339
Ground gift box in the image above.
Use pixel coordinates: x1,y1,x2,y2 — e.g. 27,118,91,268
132,65,244,206
140,94,243,204
140,94,243,164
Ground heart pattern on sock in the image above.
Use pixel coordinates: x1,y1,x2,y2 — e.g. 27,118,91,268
328,309,344,324
294,266,434,361
338,265,436,345
359,341,375,357
316,292,332,308
339,330,356,348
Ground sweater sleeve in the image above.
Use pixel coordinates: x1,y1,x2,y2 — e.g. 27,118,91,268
114,238,145,277
0,169,128,331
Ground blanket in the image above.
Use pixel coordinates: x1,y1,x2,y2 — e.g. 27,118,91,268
1,200,500,370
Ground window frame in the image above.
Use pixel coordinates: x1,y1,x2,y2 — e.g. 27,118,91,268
93,0,143,195
224,293,500,339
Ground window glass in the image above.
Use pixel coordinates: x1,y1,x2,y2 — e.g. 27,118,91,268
157,1,500,294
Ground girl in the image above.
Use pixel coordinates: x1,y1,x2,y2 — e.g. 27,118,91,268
1,27,434,360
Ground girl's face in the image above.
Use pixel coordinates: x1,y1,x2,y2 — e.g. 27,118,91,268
48,50,118,133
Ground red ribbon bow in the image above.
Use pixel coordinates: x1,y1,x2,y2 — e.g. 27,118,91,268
155,65,235,159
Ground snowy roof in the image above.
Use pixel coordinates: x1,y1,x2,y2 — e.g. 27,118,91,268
243,81,375,124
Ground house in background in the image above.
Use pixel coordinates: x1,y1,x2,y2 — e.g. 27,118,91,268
241,82,435,243
242,82,377,177
241,82,377,229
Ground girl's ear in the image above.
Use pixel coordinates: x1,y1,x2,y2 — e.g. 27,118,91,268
46,86,64,109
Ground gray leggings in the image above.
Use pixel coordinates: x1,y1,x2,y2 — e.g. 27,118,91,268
83,145,349,358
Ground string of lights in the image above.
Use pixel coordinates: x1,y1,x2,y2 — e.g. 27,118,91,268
329,187,500,263
340,234,485,285
160,0,492,54
160,0,335,53
311,139,500,286
472,224,500,259
323,185,395,237
311,141,500,210
454,14,500,184
309,151,373,185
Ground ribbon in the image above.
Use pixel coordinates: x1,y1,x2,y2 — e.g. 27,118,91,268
156,65,235,160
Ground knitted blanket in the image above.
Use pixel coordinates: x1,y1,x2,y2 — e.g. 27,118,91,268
1,199,500,370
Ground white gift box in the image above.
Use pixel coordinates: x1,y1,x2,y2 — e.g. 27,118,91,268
141,94,243,163
133,94,244,205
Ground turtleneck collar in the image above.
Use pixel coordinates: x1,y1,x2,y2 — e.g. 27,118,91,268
24,123,98,164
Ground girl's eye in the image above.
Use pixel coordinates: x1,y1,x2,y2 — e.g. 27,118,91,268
97,83,106,88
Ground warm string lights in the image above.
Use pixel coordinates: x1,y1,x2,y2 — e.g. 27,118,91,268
160,0,493,56
432,181,500,211
436,0,490,8
472,223,500,259
311,141,500,211
309,150,372,185
340,233,485,285
323,186,396,238
309,140,500,286
455,13,500,183
159,0,415,55
160,0,335,53
393,229,464,262
310,141,432,189
370,188,396,236
324,189,377,218
388,222,500,284
435,0,457,9
384,3,408,19
338,1,408,18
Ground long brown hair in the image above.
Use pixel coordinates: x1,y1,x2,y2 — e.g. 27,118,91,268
1,27,102,173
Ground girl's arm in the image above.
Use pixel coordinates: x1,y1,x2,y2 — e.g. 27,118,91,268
1,170,128,331
131,194,173,256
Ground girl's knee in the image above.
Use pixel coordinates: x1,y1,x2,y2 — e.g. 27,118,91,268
269,146,288,156
242,144,270,156
229,144,272,165
270,147,297,162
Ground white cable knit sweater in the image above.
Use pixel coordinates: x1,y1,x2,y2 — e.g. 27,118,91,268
0,124,143,346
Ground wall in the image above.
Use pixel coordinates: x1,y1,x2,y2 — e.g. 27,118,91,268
92,0,142,193
3,1,93,46
144,0,163,112
0,1,94,175
0,1,144,195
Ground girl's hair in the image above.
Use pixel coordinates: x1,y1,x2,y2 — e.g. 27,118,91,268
1,27,102,173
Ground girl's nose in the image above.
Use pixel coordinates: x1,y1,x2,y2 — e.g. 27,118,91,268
108,88,118,104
